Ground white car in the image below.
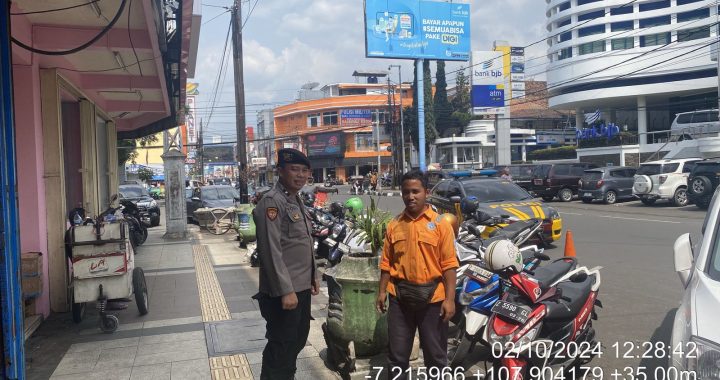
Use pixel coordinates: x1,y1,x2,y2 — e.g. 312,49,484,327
670,109,720,139
670,185,720,374
633,158,702,207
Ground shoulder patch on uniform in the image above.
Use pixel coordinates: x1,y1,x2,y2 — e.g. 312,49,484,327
266,207,278,221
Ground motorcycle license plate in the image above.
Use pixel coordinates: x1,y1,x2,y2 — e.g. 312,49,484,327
584,193,592,197
338,242,350,254
491,300,531,324
324,238,337,247
464,264,493,284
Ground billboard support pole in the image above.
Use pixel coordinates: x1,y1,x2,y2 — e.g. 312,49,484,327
417,59,426,171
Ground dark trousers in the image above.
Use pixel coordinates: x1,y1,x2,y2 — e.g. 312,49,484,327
258,290,311,380
387,296,448,379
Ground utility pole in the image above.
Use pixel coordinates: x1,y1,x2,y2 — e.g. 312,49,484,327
231,0,248,202
389,64,405,174
386,75,394,187
199,119,204,183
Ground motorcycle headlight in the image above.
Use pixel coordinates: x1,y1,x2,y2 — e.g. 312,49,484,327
548,208,561,220
687,336,720,379
332,224,343,236
150,200,158,208
515,326,540,349
459,279,499,306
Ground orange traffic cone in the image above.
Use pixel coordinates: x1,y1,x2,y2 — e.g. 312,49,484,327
564,230,577,257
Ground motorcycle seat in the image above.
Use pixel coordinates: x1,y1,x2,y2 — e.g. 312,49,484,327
532,258,577,289
543,274,595,321
491,219,539,236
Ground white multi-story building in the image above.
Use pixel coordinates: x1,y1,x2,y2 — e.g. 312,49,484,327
546,0,720,161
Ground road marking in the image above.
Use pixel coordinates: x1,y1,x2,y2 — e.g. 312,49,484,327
192,245,232,322
560,211,684,224
210,354,253,379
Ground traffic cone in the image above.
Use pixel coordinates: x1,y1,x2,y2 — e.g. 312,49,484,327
564,230,577,257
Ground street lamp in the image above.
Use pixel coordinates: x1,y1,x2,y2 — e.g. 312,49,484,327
388,64,405,173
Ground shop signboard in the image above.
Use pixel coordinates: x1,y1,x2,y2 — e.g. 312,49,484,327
306,132,345,157
364,0,471,61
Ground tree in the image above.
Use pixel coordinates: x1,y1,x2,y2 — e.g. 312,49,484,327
137,167,155,184
450,68,472,133
433,61,453,137
117,139,138,166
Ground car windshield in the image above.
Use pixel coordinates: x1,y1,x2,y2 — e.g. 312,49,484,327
462,181,533,202
532,165,550,177
119,186,149,198
203,187,239,200
582,171,603,181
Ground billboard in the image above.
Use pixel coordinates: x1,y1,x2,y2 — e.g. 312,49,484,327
306,132,344,158
471,51,506,115
364,0,470,61
341,109,373,127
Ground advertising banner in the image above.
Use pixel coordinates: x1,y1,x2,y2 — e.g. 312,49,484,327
471,51,506,115
341,109,373,127
306,133,344,157
511,82,526,91
510,73,525,82
364,0,471,61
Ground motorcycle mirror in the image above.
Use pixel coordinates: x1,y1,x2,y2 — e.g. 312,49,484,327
500,214,511,219
569,272,588,283
534,252,551,261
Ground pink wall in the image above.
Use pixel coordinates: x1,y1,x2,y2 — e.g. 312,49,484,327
12,63,50,318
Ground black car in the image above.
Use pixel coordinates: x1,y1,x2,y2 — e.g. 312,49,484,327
118,184,161,227
492,164,538,190
529,163,599,202
578,166,637,204
426,170,455,189
186,185,240,222
688,160,720,209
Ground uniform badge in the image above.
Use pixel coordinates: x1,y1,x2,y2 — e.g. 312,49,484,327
292,213,301,221
266,207,278,221
427,222,436,230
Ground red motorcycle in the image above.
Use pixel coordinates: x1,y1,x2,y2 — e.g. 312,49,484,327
483,260,603,380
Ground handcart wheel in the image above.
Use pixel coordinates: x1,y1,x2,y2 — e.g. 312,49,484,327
133,267,149,315
100,314,119,333
207,208,233,235
72,301,86,324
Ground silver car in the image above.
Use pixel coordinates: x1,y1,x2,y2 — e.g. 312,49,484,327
670,185,720,374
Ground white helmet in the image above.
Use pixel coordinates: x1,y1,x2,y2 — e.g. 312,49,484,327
485,239,523,272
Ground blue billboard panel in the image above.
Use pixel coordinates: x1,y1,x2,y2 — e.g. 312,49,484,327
472,85,504,108
364,0,470,61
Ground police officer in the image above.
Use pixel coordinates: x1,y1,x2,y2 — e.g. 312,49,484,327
253,148,318,380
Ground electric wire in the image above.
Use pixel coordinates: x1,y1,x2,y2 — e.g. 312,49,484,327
10,0,101,15
127,0,143,77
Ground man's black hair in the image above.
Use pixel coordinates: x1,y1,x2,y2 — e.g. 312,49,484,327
401,170,429,190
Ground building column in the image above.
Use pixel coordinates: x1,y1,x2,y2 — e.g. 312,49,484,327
575,108,584,130
161,149,187,239
521,145,527,162
355,165,359,176
322,167,327,180
452,143,458,169
638,96,648,145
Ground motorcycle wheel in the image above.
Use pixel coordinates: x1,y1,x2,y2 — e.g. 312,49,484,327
447,321,473,368
139,227,148,245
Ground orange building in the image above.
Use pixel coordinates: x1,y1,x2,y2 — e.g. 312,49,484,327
273,73,412,182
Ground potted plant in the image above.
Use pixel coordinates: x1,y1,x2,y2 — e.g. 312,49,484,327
350,198,392,256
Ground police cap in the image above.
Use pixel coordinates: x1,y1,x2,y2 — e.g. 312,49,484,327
277,148,311,168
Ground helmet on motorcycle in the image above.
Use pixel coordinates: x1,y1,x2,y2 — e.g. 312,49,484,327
485,239,523,273
439,213,459,237
344,197,364,217
302,192,316,207
329,202,344,217
460,196,479,215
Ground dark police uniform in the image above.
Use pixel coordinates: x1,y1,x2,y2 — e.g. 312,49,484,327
253,149,315,380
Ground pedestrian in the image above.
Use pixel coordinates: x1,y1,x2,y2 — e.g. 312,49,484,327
370,171,378,192
376,170,459,379
501,167,513,181
252,148,319,380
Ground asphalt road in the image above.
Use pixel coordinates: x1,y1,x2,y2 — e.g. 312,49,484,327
325,185,706,372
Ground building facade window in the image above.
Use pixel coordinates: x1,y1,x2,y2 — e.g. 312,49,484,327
639,0,670,12
677,26,711,41
677,0,702,4
577,0,602,5
640,32,671,47
559,31,572,42
611,37,634,50
639,15,671,28
578,24,606,37
557,18,571,28
579,40,606,55
322,111,338,126
558,1,570,12
611,21,634,32
355,133,375,151
610,5,634,15
371,109,388,124
307,113,320,127
578,10,605,22
558,47,573,60
677,8,709,23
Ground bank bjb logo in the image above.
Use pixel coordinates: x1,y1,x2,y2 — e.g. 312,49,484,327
441,34,459,45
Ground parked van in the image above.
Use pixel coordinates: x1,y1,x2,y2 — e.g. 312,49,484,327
670,109,720,138
530,163,599,202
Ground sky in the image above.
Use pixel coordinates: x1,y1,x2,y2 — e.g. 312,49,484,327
191,0,549,143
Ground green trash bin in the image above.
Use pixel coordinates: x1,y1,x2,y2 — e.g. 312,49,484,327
323,255,388,373
233,204,256,243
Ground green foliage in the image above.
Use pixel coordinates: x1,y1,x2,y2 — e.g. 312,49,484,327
528,146,577,161
117,139,138,165
354,198,392,256
137,167,155,183
434,61,453,137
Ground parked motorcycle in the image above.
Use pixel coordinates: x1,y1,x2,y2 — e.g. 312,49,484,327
119,199,148,249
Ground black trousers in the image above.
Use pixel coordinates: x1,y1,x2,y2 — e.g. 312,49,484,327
387,296,448,379
257,290,311,380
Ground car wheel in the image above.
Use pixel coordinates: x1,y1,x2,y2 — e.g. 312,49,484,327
581,198,593,204
672,188,689,207
640,197,656,206
691,176,712,196
542,196,554,202
604,190,617,205
558,188,573,202
151,215,160,227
